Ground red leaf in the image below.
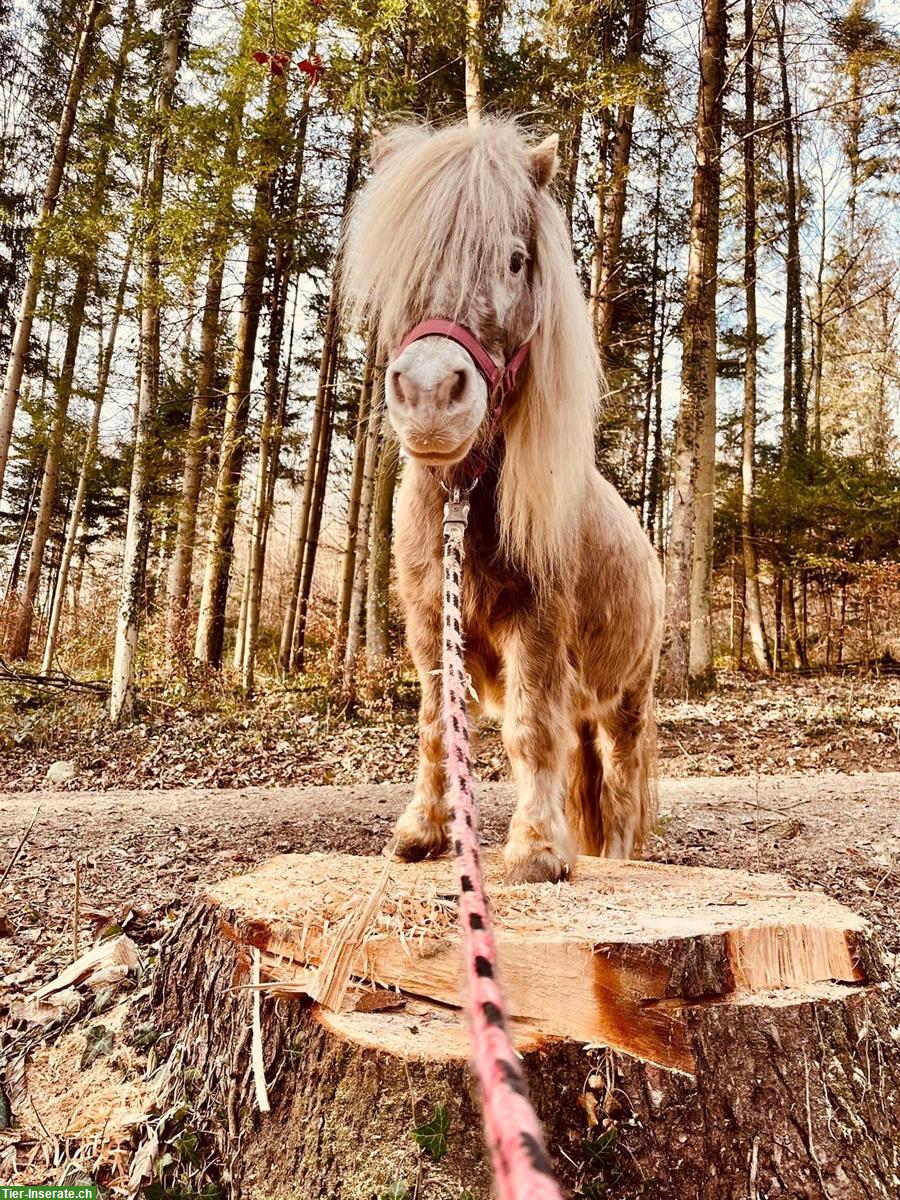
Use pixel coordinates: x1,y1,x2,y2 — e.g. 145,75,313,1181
252,50,270,64
270,49,291,76
297,54,324,85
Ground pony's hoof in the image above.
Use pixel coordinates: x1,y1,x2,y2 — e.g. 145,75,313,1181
388,811,449,862
503,844,572,885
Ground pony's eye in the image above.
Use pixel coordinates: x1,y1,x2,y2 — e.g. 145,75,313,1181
510,251,525,274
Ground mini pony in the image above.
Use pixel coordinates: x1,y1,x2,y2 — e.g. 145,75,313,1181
341,119,664,883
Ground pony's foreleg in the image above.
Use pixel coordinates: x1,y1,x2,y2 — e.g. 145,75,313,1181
391,654,450,862
501,627,578,883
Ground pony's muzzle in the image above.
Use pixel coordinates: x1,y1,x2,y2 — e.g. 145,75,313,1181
386,336,487,463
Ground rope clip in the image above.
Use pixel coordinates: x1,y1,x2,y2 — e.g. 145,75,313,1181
443,486,470,533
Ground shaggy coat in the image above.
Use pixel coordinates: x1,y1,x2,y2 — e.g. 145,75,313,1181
342,119,664,882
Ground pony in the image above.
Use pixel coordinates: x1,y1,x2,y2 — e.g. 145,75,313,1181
341,119,664,883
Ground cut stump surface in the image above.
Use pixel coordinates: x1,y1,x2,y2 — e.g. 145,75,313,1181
209,850,873,1072
151,851,900,1199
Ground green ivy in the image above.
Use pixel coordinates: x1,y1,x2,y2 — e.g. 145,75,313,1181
412,1102,450,1160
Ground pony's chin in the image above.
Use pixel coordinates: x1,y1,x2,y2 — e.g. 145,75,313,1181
404,434,477,468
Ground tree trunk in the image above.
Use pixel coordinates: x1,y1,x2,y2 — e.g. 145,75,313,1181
238,88,313,692
278,295,339,672
0,0,106,501
594,0,648,356
7,6,133,661
811,178,827,455
279,88,365,674
109,0,192,724
237,266,286,693
587,105,613,332
688,329,716,693
167,250,226,654
232,549,253,672
365,437,400,669
740,0,771,674
334,335,377,661
773,0,805,462
146,851,900,1199
193,73,284,668
646,209,667,547
192,203,266,666
258,278,300,589
41,227,135,674
464,0,484,126
660,0,726,697
783,574,807,670
638,128,662,527
836,579,847,667
4,468,39,599
342,391,384,691
563,108,583,238
166,22,257,654
7,273,90,661
291,345,338,673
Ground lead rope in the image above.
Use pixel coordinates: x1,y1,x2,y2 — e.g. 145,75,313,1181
442,489,565,1200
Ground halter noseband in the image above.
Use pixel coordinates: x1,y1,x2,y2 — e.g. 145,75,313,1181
395,318,530,489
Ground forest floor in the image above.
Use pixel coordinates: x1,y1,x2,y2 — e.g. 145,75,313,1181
1,669,898,792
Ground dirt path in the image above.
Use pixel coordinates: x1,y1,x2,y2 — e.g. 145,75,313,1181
2,772,898,976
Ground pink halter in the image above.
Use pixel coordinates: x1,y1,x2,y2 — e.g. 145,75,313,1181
395,318,530,488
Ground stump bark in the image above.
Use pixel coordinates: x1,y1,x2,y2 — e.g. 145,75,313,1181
151,852,900,1199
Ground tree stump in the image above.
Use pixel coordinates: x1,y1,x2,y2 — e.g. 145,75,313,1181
151,852,900,1199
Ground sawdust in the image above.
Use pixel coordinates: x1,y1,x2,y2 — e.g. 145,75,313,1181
8,999,151,1187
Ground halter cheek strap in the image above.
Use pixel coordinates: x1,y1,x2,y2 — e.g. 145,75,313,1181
395,318,531,489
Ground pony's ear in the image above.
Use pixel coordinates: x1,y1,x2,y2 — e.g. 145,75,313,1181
528,133,559,188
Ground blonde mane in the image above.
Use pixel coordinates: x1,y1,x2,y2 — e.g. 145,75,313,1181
340,118,600,579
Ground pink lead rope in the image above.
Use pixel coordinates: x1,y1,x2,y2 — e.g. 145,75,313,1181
442,490,564,1200
396,316,562,1195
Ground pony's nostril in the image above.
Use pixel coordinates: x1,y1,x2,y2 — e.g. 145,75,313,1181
448,370,467,404
392,370,411,406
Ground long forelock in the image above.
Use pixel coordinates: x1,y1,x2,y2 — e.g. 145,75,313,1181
341,120,537,355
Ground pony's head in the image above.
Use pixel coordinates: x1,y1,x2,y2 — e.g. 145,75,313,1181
341,118,600,577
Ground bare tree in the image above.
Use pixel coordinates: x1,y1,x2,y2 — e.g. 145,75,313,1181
740,0,771,673
661,0,726,697
110,0,193,723
41,229,135,673
465,0,484,125
0,0,107,501
8,2,134,660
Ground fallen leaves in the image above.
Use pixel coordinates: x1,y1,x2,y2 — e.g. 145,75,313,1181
2,673,896,797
